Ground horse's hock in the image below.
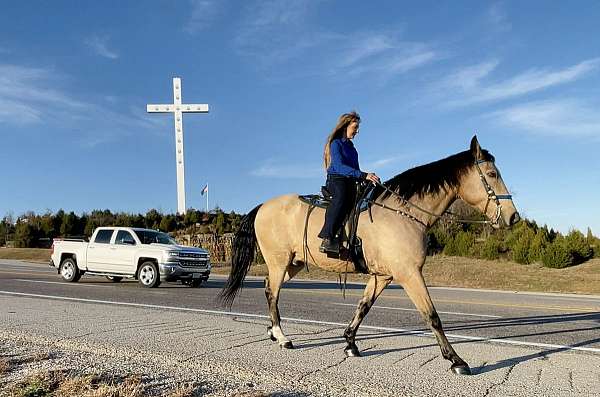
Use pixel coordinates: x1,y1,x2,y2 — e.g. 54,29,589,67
176,232,234,263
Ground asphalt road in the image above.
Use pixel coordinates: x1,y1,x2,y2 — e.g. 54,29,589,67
1,259,600,353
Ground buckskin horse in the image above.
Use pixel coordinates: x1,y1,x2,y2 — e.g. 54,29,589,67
221,136,519,375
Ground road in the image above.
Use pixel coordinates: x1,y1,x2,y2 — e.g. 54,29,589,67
1,259,600,396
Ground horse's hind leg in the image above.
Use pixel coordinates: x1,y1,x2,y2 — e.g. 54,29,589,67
344,275,392,357
402,273,471,375
264,253,295,349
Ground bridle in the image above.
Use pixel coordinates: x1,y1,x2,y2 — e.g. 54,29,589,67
369,159,513,227
472,159,513,226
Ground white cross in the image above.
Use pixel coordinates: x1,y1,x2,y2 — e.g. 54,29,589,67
147,77,209,215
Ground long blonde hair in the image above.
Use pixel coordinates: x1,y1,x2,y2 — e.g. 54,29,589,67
323,111,361,169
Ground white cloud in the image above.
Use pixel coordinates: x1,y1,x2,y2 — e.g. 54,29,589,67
339,34,395,67
251,154,409,179
439,58,600,106
233,2,438,80
184,0,221,33
364,156,405,170
0,63,161,147
250,159,323,179
84,35,119,59
488,98,600,137
486,3,511,33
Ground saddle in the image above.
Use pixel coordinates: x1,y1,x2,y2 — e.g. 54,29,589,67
298,181,375,274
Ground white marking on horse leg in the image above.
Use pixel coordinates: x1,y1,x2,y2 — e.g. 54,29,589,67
270,325,289,344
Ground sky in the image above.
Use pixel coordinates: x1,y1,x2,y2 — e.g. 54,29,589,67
1,1,599,234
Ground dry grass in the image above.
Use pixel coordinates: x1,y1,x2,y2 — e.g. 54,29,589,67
0,248,51,262
7,371,146,397
422,256,600,295
229,392,271,397
0,357,10,374
213,256,600,295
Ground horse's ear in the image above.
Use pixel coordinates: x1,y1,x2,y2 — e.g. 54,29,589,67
470,135,483,160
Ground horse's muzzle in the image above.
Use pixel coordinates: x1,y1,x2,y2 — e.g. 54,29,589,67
509,212,521,226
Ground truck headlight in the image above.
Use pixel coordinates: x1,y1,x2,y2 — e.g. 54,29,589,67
167,251,179,257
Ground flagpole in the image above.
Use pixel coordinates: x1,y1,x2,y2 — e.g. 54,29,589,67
206,183,209,213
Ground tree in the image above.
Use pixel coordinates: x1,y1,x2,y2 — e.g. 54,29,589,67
215,211,226,235
60,212,78,237
14,221,36,248
145,209,162,230
159,215,177,232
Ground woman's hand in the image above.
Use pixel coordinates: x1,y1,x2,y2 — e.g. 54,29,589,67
365,172,380,184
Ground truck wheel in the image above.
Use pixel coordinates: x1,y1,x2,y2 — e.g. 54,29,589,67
106,276,123,283
60,258,81,282
138,261,160,288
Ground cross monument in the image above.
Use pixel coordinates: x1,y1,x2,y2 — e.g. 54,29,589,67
147,77,209,215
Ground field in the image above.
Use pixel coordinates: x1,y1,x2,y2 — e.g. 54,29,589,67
4,247,599,295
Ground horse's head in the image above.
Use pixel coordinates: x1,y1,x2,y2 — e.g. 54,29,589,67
457,136,520,229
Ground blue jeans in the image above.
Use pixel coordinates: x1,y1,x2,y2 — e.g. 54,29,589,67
318,175,358,240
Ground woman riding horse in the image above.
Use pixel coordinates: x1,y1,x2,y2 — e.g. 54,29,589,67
221,136,520,376
319,111,380,254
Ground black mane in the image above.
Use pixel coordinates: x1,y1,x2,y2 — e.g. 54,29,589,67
374,149,495,201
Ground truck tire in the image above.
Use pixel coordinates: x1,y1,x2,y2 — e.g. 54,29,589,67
138,261,160,288
106,276,123,283
60,258,81,282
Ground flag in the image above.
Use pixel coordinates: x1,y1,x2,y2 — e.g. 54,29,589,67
201,184,208,196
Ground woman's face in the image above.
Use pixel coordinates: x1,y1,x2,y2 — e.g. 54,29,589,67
345,120,360,139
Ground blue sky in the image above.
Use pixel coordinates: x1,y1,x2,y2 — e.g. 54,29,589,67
1,1,599,234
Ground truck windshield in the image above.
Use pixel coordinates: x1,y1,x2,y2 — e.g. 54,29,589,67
133,230,178,245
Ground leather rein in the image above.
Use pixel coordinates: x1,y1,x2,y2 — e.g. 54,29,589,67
367,159,513,228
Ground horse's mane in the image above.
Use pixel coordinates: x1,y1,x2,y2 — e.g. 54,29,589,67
373,149,495,201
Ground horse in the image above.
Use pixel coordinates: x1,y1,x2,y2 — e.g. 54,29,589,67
220,136,520,375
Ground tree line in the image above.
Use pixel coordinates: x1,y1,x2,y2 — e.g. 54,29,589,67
427,208,599,269
0,208,242,248
1,205,598,269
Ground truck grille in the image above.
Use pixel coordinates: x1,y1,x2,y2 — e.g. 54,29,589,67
179,252,208,259
180,260,209,268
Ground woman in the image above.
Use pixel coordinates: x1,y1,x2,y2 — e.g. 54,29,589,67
318,111,380,254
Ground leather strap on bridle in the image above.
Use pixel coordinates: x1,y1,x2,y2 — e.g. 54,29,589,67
368,159,514,227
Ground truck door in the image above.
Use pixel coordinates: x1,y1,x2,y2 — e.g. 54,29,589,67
111,230,137,274
87,229,115,272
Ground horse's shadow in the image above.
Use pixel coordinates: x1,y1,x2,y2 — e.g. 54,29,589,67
286,311,600,375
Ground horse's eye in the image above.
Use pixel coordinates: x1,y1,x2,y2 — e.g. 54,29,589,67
487,171,497,178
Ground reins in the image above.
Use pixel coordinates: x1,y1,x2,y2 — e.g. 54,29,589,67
368,159,513,227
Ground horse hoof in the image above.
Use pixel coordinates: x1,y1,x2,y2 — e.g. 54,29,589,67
344,346,361,357
267,327,277,342
280,341,294,349
451,364,471,376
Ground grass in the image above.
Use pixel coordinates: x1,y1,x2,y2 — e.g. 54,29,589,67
6,371,224,397
3,248,600,295
0,357,10,374
0,248,51,262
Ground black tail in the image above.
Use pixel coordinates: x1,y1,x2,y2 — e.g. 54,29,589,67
219,204,262,307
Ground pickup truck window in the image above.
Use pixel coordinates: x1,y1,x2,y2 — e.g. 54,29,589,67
94,229,114,244
134,230,177,245
115,230,136,245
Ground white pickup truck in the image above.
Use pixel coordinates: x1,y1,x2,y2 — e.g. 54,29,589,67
50,227,211,288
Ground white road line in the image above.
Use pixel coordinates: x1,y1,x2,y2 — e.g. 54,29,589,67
331,302,502,318
13,279,111,288
1,290,599,354
0,266,49,274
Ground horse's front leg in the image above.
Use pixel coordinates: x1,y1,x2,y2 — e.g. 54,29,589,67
402,272,471,375
343,275,392,357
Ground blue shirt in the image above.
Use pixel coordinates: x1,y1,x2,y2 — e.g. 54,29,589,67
327,138,365,179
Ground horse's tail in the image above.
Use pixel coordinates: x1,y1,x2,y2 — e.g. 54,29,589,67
219,204,262,307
